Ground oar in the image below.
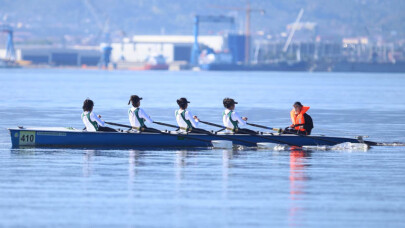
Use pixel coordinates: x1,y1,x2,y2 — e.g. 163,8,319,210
288,125,377,146
247,122,341,145
199,120,298,146
106,121,212,144
107,121,257,147
247,123,282,132
153,121,229,133
105,121,132,129
199,120,223,128
153,121,179,129
153,121,257,146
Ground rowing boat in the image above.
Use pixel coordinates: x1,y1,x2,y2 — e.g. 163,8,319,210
8,127,375,149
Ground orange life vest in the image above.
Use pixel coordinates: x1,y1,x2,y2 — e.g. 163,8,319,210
290,106,310,132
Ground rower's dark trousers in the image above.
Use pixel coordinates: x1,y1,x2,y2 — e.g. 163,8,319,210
236,128,257,135
98,126,118,132
189,128,211,134
140,127,161,133
283,128,310,135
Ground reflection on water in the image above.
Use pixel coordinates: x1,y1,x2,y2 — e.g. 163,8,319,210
289,148,310,227
83,150,95,177
289,148,310,199
175,150,187,182
222,150,233,199
128,150,142,179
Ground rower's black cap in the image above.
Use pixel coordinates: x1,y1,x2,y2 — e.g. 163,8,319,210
223,97,238,108
293,101,303,107
177,97,190,105
128,95,143,105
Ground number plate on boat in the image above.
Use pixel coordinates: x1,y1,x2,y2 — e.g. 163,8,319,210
19,131,36,146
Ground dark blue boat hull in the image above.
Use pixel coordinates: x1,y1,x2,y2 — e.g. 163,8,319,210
8,128,368,149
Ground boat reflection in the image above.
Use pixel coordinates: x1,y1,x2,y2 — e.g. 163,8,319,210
222,149,233,180
175,150,188,182
288,147,311,227
222,149,234,199
83,150,95,177
128,150,142,181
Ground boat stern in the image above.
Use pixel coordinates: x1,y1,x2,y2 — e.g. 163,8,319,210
8,128,37,148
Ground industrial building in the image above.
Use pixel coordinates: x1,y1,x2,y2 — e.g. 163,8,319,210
0,34,243,68
0,46,101,66
110,35,225,63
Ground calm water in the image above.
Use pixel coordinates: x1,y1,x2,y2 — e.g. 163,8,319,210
0,69,404,227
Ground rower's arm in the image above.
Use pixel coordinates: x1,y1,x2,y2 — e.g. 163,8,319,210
232,112,246,126
139,108,153,123
91,112,106,127
186,111,199,128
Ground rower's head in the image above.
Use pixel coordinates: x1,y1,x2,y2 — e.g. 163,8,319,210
82,99,94,112
177,97,190,110
128,95,142,107
223,98,238,110
293,101,303,114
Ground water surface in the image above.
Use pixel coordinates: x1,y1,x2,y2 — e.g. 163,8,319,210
0,69,404,227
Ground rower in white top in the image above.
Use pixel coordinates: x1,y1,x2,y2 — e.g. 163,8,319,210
81,99,117,132
128,95,159,133
175,97,210,133
222,97,256,134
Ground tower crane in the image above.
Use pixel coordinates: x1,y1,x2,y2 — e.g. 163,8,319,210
83,0,112,68
283,9,304,53
209,0,265,64
190,15,235,66
0,24,16,61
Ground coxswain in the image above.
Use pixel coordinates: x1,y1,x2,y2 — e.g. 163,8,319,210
175,97,209,133
222,98,256,134
81,99,117,132
128,95,159,133
285,101,314,135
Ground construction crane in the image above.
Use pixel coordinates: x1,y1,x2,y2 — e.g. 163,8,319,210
283,9,304,53
209,0,265,64
0,24,16,61
190,15,235,66
83,0,112,68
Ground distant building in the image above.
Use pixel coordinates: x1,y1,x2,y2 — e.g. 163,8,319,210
110,35,225,63
1,46,101,66
254,41,342,63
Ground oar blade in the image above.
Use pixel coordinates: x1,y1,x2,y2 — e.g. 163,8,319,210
257,142,289,151
211,140,233,149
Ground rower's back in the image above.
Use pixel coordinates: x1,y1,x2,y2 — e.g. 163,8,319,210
175,97,199,132
127,95,155,131
82,111,99,132
81,99,104,132
175,109,192,132
222,109,237,132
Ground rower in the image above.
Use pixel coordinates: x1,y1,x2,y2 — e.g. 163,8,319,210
128,95,159,133
284,101,314,135
175,97,210,133
81,99,117,132
222,98,256,134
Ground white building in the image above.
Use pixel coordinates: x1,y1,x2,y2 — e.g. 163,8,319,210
111,35,225,63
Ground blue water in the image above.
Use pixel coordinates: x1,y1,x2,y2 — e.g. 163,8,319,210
0,69,404,227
